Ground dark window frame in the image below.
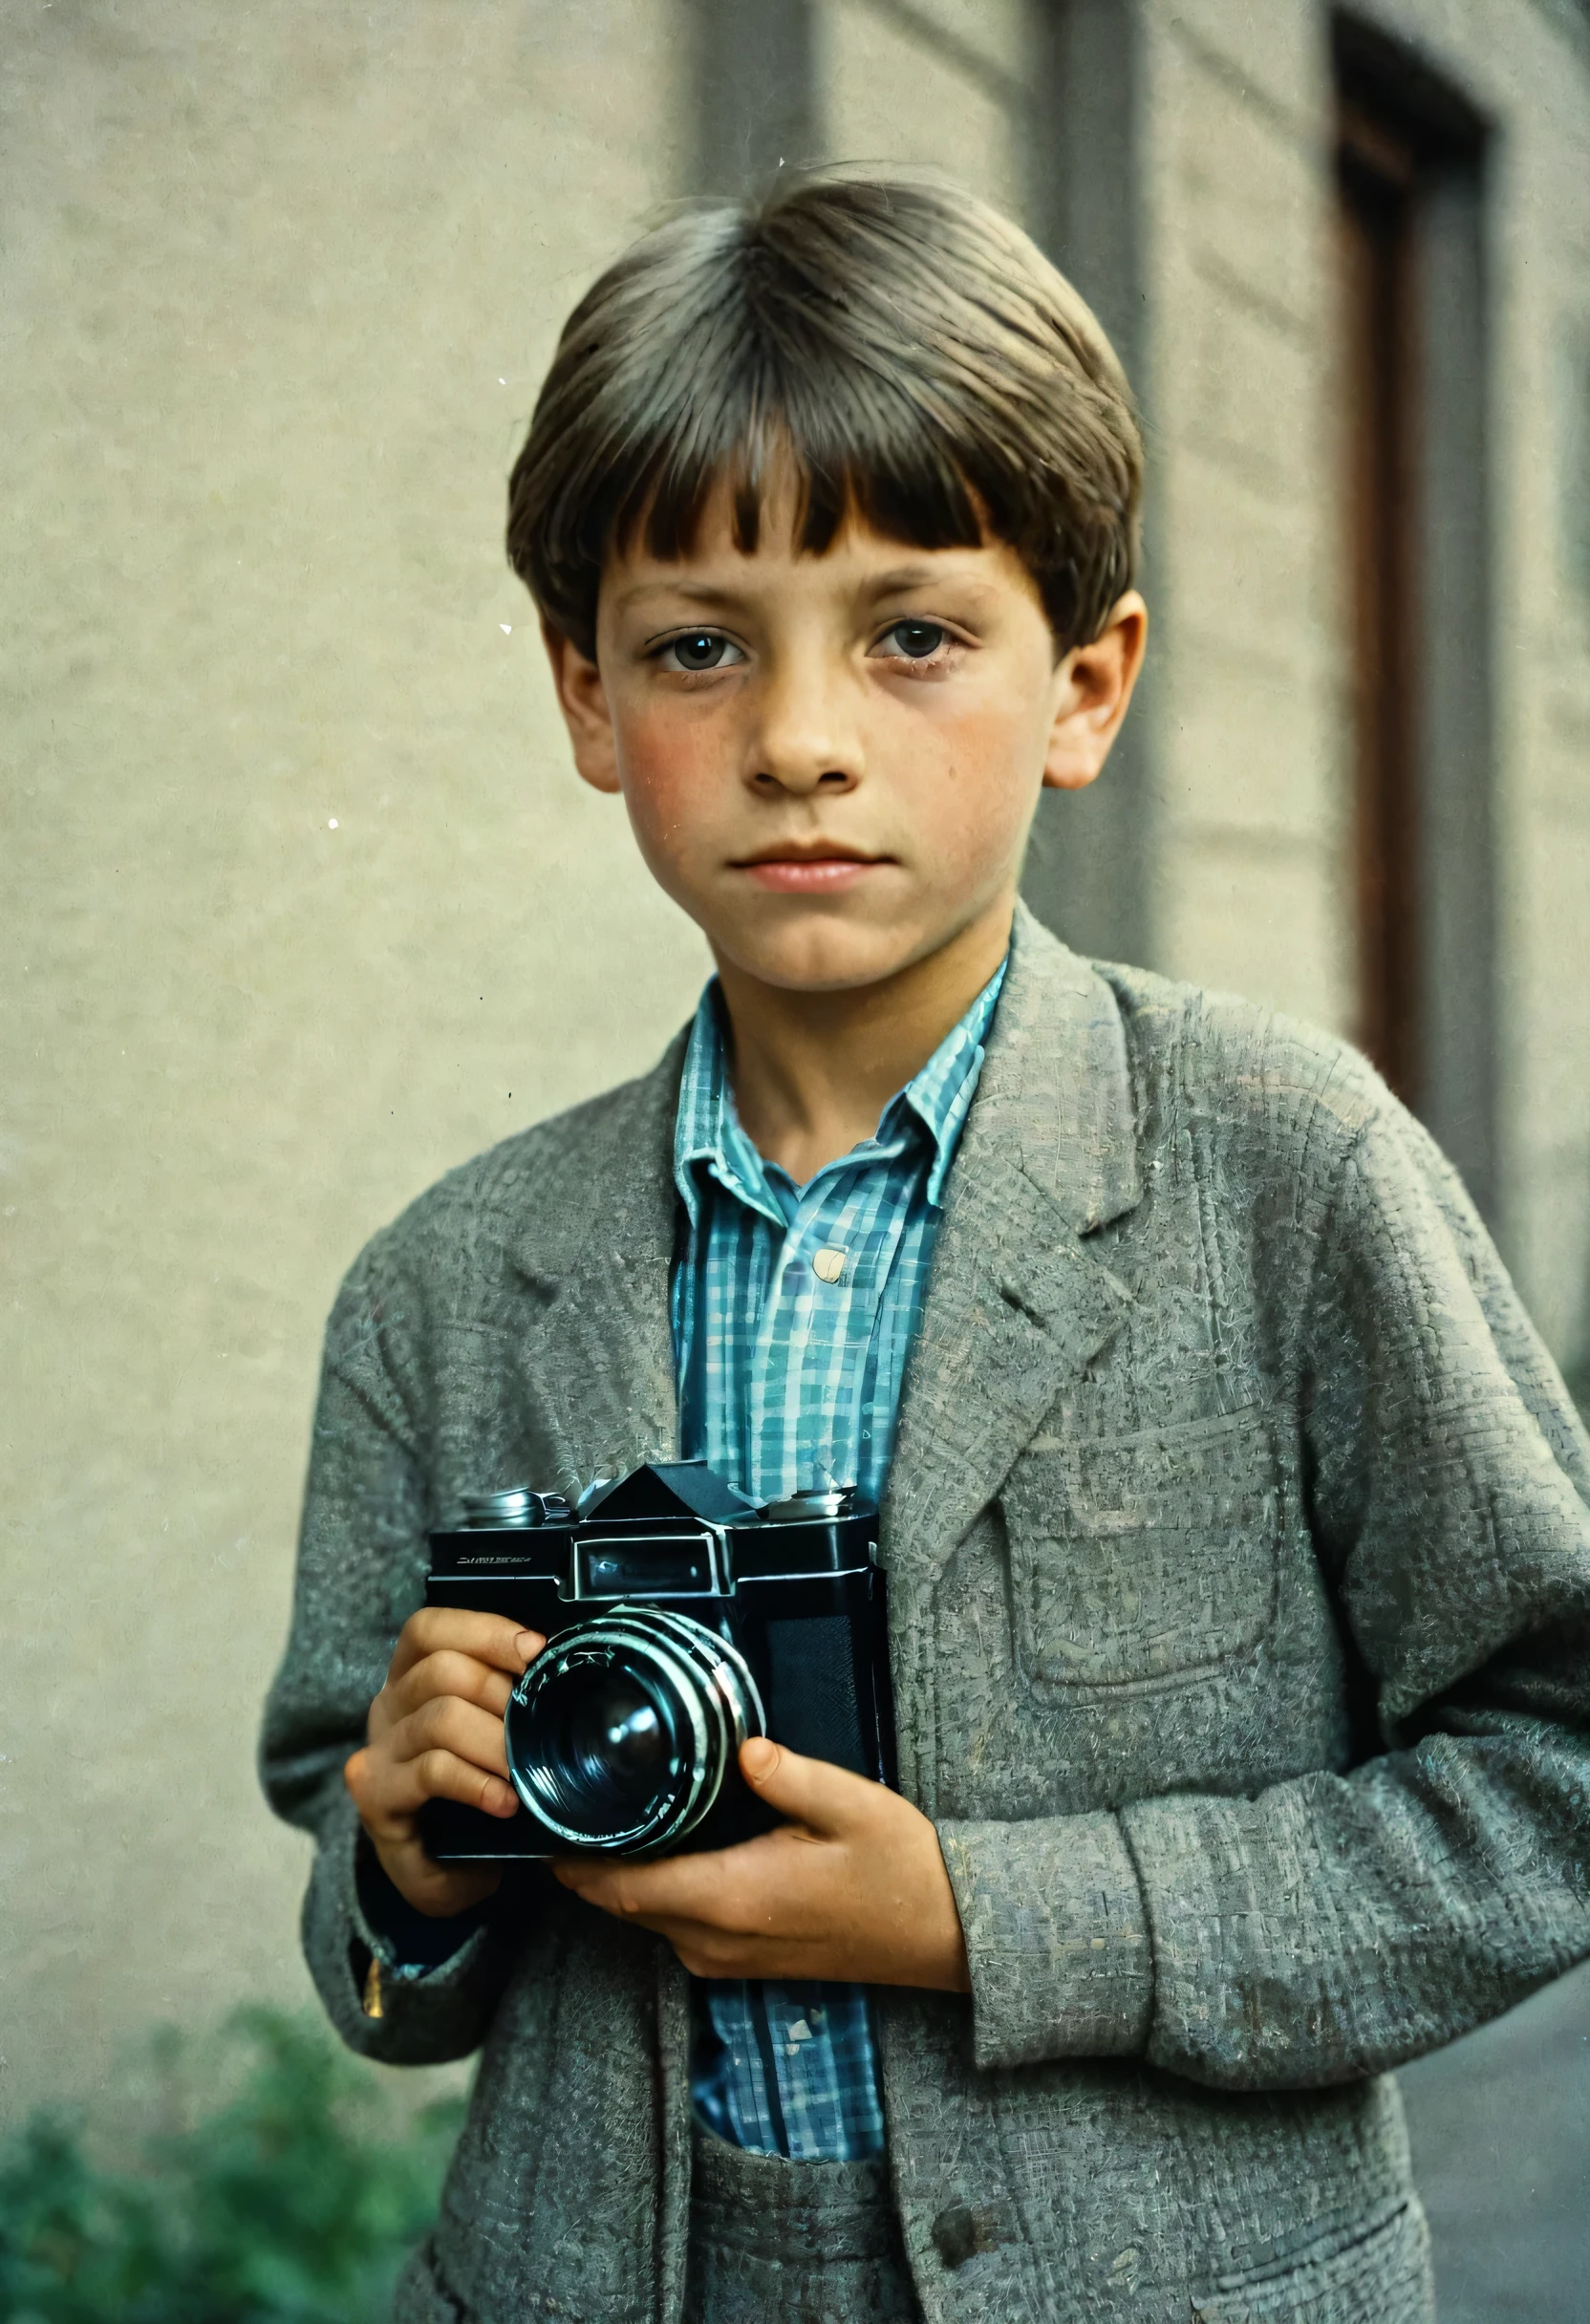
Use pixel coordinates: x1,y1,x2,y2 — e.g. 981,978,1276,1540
1334,15,1500,1225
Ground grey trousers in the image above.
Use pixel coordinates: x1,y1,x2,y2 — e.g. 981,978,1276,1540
683,2123,925,2324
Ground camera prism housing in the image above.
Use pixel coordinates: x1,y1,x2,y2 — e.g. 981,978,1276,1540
420,1460,896,1861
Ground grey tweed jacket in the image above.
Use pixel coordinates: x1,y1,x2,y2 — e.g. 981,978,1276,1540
261,906,1590,2323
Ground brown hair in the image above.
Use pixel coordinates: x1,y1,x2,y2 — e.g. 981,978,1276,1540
506,174,1143,660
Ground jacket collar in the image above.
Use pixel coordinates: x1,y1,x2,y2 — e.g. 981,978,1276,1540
671,961,1007,1231
967,900,1139,1232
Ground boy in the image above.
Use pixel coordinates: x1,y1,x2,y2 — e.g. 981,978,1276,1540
261,177,1590,2323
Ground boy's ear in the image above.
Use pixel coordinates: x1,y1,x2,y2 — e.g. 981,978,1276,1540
541,617,621,795
1042,592,1149,793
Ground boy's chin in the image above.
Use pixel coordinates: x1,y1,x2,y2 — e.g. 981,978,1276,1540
708,916,955,997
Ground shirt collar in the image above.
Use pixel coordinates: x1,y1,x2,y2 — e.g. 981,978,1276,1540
672,958,1007,1226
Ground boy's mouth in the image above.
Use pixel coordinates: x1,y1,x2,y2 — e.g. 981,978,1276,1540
732,842,891,895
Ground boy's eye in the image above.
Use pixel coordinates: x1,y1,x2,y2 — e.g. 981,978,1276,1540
659,632,743,672
880,620,948,660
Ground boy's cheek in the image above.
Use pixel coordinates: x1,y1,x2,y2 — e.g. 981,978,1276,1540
612,725,735,857
612,694,727,788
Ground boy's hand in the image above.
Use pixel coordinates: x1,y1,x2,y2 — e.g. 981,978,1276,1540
551,1738,970,1991
344,1609,544,1920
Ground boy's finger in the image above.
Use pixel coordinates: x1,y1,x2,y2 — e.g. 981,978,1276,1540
355,1741,520,1825
554,1854,730,1925
738,1736,876,1836
392,1693,515,1783
387,1608,544,1688
386,1646,520,1722
554,1827,797,1929
560,1895,759,1970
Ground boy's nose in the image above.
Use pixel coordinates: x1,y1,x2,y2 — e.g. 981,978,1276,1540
752,755,856,795
746,660,863,794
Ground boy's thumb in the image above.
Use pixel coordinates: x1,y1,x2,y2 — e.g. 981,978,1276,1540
740,1735,853,1833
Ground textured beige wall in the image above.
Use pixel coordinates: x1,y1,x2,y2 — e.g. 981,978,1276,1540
822,0,1025,207
1140,0,1590,1356
0,0,709,2122
1144,0,1351,1039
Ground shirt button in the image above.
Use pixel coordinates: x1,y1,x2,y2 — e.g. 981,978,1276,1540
811,1247,847,1283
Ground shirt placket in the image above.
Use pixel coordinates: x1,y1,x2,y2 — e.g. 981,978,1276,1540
748,1171,886,1500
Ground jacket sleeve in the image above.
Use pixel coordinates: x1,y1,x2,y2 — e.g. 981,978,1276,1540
938,1101,1590,2088
258,1246,520,2065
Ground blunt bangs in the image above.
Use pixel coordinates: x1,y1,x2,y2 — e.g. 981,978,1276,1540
507,178,1143,660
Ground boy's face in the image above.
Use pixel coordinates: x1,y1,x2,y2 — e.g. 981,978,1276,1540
546,464,1145,997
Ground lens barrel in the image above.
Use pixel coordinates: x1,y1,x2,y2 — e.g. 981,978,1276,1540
505,1607,765,1853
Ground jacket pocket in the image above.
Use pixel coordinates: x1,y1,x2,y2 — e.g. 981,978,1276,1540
1000,1407,1279,1689
1191,2196,1433,2321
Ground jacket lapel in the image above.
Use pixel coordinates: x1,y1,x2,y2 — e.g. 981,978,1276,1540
507,1035,687,1495
886,907,1141,1582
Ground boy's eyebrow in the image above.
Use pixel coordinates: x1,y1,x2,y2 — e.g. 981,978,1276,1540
862,565,940,595
612,579,738,612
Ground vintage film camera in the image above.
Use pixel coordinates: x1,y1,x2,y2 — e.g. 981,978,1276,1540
420,1460,896,1861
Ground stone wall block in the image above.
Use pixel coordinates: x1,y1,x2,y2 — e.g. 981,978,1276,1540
1150,0,1322,125
1160,448,1325,668
822,0,1021,209
1157,837,1349,1030
1159,642,1339,844
1160,40,1328,333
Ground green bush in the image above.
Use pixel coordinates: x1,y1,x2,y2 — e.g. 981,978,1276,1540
0,2010,463,2324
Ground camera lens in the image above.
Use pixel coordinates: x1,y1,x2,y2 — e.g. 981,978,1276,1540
565,1672,667,1814
505,1608,763,1854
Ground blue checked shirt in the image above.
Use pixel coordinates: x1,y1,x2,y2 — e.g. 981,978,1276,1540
672,961,1005,2161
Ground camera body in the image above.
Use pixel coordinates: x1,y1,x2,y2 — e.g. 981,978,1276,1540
420,1460,896,1861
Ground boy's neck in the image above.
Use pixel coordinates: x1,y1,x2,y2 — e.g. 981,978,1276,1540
713,894,1014,1186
